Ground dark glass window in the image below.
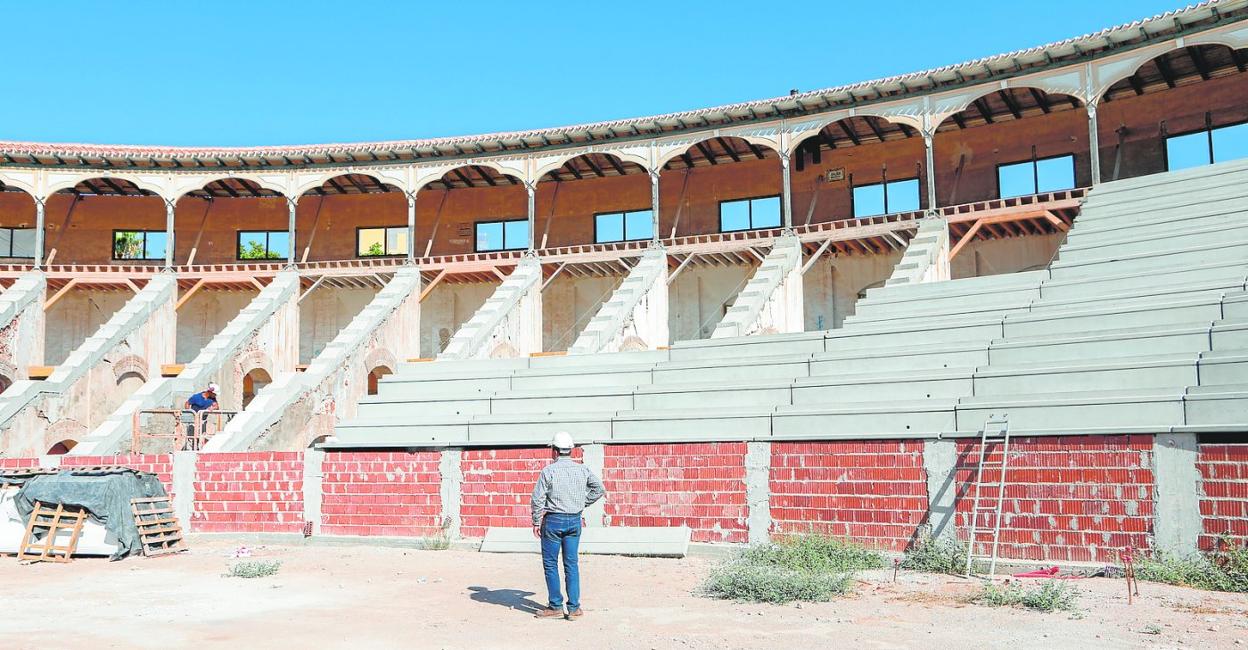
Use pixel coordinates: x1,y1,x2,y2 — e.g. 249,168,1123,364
595,209,653,242
0,227,35,258
237,231,289,260
852,178,919,217
1166,122,1248,171
719,196,781,232
357,226,408,257
475,219,528,252
113,230,168,261
997,154,1076,198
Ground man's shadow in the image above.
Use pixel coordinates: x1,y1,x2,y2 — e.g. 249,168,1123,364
467,586,544,614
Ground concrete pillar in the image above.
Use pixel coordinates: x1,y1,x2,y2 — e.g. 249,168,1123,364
286,196,298,268
439,448,463,540
1087,101,1102,186
922,438,959,541
163,198,176,270
780,156,793,231
172,451,197,534
405,192,417,263
923,131,938,210
581,444,605,527
1153,433,1201,555
302,449,324,536
33,197,45,269
649,171,660,244
745,441,772,545
525,182,536,251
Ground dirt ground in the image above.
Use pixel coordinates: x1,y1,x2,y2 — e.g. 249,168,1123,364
0,538,1245,649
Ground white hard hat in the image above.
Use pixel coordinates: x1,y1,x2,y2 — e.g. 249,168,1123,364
551,431,574,450
207,383,220,393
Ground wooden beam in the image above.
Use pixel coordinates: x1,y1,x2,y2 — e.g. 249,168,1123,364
666,254,695,285
800,237,836,275
44,279,79,310
542,262,568,291
418,271,448,302
250,278,265,291
185,199,213,266
175,278,207,310
300,195,327,263
949,220,984,260
299,275,327,303
45,194,81,266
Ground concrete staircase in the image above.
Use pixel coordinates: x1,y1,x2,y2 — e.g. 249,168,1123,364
328,158,1248,448
0,274,177,431
72,270,301,455
569,248,667,355
885,215,949,286
439,257,542,359
711,235,802,338
205,267,421,451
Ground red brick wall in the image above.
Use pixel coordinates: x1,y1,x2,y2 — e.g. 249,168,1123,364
460,448,563,538
954,435,1154,563
60,454,174,497
320,451,442,537
769,441,927,552
0,457,40,470
1197,443,1248,550
192,452,304,533
604,443,748,544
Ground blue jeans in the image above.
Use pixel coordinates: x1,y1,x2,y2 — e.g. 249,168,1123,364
540,512,582,610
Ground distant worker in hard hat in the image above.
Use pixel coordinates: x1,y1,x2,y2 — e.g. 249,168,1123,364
182,383,220,450
530,431,605,621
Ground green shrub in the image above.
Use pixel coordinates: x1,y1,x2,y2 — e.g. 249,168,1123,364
702,561,853,604
1135,541,1248,593
742,533,887,574
973,580,1078,612
901,534,967,575
701,533,882,604
224,560,282,578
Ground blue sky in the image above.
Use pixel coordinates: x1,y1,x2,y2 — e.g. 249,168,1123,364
0,1,1190,146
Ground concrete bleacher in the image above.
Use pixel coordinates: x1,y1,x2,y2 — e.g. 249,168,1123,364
327,158,1248,448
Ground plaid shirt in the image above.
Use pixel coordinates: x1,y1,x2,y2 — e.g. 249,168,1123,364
531,457,605,526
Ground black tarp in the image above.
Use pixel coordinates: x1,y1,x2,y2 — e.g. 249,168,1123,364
1,468,168,560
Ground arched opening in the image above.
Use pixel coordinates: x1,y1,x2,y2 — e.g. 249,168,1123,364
789,116,923,227
47,178,163,266
366,365,393,396
177,178,287,266
657,136,780,238
0,374,11,395
242,367,273,408
1099,44,1248,181
47,439,78,455
308,434,332,448
418,165,527,258
538,153,650,248
0,181,37,262
300,174,406,263
933,87,1086,206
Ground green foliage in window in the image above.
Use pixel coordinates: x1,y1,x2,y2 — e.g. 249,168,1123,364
239,240,282,260
114,231,144,259
364,242,385,257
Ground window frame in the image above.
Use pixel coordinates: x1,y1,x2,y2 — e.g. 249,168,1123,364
235,230,290,261
355,225,409,258
473,218,529,253
849,176,921,218
593,208,654,243
111,229,168,262
995,152,1077,199
0,226,35,259
717,194,783,233
1164,118,1248,171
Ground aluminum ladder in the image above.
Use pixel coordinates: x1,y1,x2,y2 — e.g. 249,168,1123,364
964,414,1011,578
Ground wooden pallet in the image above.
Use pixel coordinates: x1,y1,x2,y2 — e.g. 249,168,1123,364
18,501,88,563
131,496,186,556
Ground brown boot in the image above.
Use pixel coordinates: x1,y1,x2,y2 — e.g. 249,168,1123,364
566,608,584,620
534,607,564,619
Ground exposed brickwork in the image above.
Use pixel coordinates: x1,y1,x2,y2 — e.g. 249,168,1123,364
61,453,175,500
1197,443,1248,550
954,435,1154,563
192,452,304,533
460,448,568,538
0,457,40,470
770,441,927,551
604,443,748,544
320,451,442,537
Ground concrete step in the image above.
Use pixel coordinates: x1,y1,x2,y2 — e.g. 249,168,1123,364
987,323,1213,365
1065,194,1248,242
1048,236,1248,280
860,270,1048,305
1081,158,1248,206
1003,295,1224,339
972,354,1200,396
1038,263,1247,301
955,388,1186,431
1058,222,1248,263
810,343,989,375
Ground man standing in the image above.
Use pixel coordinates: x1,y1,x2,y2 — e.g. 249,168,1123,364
183,383,219,450
530,431,605,621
